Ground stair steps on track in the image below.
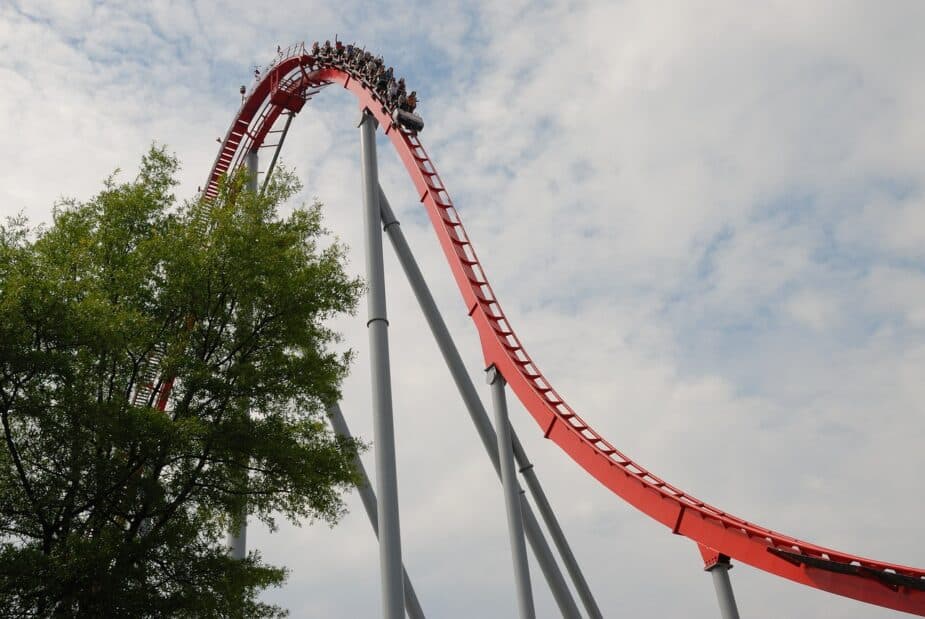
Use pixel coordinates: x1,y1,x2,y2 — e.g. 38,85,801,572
131,342,167,407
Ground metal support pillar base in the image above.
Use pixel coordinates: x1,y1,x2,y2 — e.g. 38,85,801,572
227,147,259,561
706,556,741,619
359,110,405,619
328,403,425,619
378,188,586,618
488,367,536,619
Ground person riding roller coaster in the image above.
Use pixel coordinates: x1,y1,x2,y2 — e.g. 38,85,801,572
387,77,398,104
303,40,423,132
376,68,389,92
404,91,417,113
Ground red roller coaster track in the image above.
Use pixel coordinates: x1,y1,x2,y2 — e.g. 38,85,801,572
191,45,925,615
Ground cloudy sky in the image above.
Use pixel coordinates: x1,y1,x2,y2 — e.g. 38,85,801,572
3,1,925,617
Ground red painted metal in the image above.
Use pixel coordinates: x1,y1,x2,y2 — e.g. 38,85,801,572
698,544,728,571
192,47,925,615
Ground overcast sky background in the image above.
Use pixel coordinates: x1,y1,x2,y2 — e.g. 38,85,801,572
3,1,925,617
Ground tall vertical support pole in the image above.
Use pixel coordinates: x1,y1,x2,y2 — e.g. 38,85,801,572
378,188,583,619
245,149,258,193
708,561,741,619
327,404,426,619
359,110,405,619
226,147,259,561
701,548,741,619
488,368,536,619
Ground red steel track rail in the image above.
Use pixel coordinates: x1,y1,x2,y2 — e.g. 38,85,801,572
193,46,925,615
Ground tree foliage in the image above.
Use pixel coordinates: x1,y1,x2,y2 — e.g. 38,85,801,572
0,147,364,617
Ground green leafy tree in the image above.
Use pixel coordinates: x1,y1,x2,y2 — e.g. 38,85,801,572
0,147,364,617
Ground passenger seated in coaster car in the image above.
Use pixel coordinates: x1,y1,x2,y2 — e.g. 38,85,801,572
376,68,388,92
387,78,398,105
304,42,423,129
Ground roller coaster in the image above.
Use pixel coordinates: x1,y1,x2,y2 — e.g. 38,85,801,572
139,42,925,617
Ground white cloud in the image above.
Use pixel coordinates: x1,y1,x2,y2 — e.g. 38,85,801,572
864,266,925,327
784,289,841,330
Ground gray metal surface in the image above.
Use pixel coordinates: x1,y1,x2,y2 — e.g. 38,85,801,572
226,148,259,561
511,435,603,618
708,562,741,619
359,111,405,619
378,188,583,619
260,111,294,194
327,403,426,619
489,368,536,619
246,148,258,193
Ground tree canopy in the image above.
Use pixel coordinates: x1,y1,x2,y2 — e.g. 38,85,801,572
0,147,364,617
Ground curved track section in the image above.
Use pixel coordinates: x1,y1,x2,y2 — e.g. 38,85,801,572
202,45,925,615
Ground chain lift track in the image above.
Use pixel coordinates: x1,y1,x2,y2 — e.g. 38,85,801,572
141,44,925,615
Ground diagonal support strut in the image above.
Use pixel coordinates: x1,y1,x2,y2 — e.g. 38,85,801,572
327,403,426,619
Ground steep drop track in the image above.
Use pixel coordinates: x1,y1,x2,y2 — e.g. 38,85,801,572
196,45,925,615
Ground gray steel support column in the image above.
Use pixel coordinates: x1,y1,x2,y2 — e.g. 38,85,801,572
245,148,258,194
261,112,294,194
226,148,259,560
488,368,536,619
511,435,603,619
359,110,405,619
707,559,741,619
378,188,583,619
327,403,425,619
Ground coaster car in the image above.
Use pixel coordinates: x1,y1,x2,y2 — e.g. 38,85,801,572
393,108,424,133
